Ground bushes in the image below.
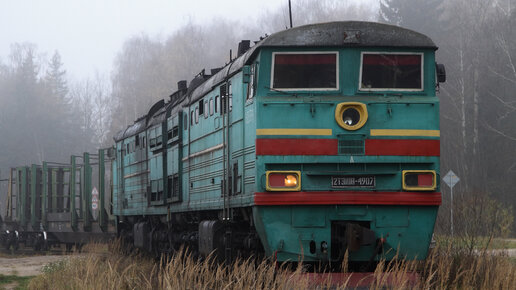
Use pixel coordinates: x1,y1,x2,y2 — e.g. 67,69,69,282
437,191,514,253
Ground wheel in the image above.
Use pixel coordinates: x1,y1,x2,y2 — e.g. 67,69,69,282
4,240,12,251
42,241,50,251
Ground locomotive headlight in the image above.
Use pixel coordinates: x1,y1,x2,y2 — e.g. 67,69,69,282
266,171,301,191
343,108,361,126
335,102,368,130
402,170,437,191
285,175,298,186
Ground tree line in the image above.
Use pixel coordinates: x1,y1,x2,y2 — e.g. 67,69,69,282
0,44,111,167
380,0,515,235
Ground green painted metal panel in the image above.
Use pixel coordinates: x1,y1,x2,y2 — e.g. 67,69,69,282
335,205,367,216
42,162,48,229
162,121,168,204
83,152,92,230
18,167,28,227
254,205,437,262
51,169,57,213
70,155,77,230
375,207,409,228
171,71,256,216
292,208,326,228
99,148,107,230
112,144,120,215
30,164,37,229
56,168,65,214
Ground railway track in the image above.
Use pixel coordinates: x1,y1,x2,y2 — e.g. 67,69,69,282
1,246,67,256
0,241,107,256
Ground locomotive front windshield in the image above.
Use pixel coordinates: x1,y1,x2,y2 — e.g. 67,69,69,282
360,53,423,91
272,52,337,89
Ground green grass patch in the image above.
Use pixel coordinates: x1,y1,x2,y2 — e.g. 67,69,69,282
0,274,33,290
491,239,516,249
435,236,516,250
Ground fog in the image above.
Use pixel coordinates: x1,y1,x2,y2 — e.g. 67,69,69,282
0,0,514,233
0,0,291,79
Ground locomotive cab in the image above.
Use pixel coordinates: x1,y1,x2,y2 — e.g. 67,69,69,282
250,22,442,266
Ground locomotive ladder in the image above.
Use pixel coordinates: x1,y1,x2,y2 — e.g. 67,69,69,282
222,81,232,222
221,79,233,263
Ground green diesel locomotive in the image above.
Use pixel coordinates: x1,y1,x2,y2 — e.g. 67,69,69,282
112,21,444,268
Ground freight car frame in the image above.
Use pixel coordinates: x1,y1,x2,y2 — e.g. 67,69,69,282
0,150,115,251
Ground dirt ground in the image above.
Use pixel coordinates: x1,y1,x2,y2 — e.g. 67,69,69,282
0,255,69,277
494,248,516,257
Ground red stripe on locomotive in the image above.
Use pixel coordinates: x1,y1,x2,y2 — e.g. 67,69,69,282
365,139,440,156
256,138,338,155
256,138,439,156
274,54,337,65
362,54,421,65
254,191,442,206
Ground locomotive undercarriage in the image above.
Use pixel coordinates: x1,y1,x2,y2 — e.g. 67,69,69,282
117,207,383,272
330,221,381,272
117,207,264,260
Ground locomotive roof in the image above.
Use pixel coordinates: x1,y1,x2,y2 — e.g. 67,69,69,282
114,21,436,142
255,21,437,49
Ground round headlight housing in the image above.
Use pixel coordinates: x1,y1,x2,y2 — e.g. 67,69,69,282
335,102,368,130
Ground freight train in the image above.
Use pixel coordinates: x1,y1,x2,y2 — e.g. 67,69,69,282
1,21,445,270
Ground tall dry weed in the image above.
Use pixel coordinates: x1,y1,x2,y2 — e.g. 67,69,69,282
28,238,516,289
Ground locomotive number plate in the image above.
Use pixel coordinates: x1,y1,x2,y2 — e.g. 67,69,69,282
331,176,375,188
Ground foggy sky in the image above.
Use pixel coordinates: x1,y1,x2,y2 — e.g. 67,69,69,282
0,0,285,80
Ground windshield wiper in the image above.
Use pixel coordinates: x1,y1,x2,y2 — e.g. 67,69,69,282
265,86,298,97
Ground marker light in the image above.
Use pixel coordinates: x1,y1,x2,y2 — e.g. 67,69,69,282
266,171,301,191
402,170,437,191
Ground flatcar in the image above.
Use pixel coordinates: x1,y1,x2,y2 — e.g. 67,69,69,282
0,153,115,251
112,21,445,269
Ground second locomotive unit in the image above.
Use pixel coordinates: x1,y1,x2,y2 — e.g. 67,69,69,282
113,21,444,268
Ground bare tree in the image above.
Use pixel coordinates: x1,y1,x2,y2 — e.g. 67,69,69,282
91,73,114,146
259,0,376,32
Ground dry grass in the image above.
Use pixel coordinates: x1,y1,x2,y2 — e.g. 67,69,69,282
28,238,516,289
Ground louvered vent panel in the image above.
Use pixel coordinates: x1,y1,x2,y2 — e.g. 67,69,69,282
338,139,365,155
